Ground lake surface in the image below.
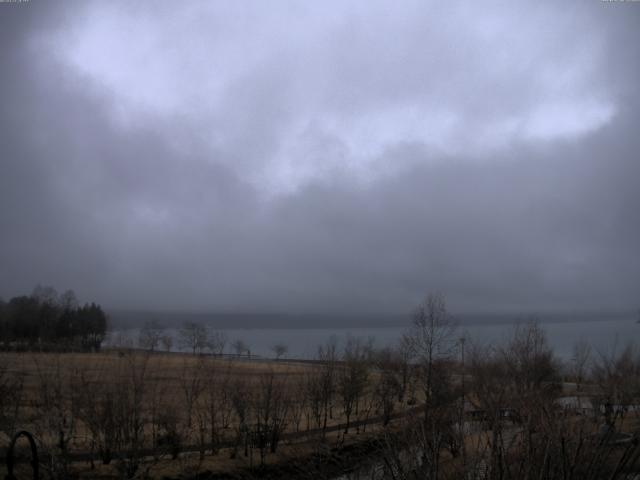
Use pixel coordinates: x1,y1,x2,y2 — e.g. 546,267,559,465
107,314,639,361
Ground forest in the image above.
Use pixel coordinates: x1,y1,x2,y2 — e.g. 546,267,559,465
0,286,108,352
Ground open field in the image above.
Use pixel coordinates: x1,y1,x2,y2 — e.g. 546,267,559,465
1,320,640,479
0,349,416,479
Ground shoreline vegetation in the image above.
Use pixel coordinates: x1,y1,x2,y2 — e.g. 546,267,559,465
0,290,639,479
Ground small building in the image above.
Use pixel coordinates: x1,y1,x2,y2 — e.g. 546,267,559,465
555,396,595,416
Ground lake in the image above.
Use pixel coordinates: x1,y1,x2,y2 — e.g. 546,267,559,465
107,314,639,361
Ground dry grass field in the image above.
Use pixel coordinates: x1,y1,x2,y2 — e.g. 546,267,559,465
2,322,638,479
0,349,412,479
3,350,313,400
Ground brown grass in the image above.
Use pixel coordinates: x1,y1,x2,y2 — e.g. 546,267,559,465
0,350,407,479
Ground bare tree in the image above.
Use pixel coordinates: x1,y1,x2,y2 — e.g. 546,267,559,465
395,335,415,403
570,338,592,391
160,334,173,352
31,284,59,305
179,357,206,430
232,339,249,357
148,368,170,460
156,408,182,460
116,351,150,478
396,293,459,479
202,361,234,455
230,376,251,459
138,320,163,352
338,336,370,433
317,337,338,437
59,289,78,311
207,329,227,356
373,347,403,426
271,343,288,360
408,293,456,409
77,354,157,470
288,377,308,433
31,354,78,479
592,342,640,429
0,357,23,440
464,334,639,480
76,351,153,477
500,321,559,396
304,368,324,432
467,342,513,478
179,321,208,355
251,369,290,465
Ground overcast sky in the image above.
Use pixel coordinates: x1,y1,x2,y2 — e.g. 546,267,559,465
1,1,639,316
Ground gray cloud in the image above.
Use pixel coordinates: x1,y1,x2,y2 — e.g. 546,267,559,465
1,1,639,317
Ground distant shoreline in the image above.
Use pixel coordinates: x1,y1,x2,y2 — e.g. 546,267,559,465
107,310,636,330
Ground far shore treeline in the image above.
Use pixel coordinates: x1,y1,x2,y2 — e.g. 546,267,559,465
0,285,107,352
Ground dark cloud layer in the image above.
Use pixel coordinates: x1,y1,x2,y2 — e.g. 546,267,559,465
1,1,639,317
